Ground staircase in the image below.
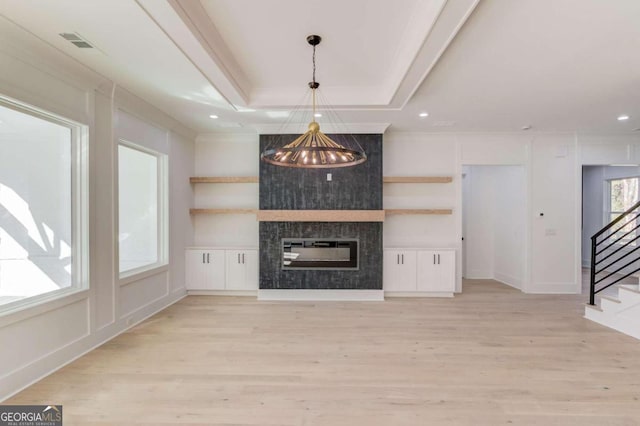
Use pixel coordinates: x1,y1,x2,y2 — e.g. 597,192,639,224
584,200,640,339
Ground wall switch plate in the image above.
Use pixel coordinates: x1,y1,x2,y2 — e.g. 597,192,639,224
327,173,332,181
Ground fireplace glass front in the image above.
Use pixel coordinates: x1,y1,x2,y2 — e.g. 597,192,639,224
282,238,359,270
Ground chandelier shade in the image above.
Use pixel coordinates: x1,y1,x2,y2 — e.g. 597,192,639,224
260,35,367,169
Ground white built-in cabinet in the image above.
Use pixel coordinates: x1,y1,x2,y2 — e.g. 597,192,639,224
185,248,258,292
384,248,455,295
185,249,225,290
225,249,259,290
416,250,455,292
383,250,417,291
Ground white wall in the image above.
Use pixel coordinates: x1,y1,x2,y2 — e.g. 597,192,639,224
193,133,259,248
494,166,526,288
192,130,640,296
383,133,461,290
530,134,578,293
0,19,194,400
462,166,495,279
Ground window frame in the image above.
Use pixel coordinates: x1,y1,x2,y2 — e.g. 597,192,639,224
117,139,168,280
0,95,89,317
605,175,640,246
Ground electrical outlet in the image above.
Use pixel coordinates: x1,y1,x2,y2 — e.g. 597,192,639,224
327,173,332,181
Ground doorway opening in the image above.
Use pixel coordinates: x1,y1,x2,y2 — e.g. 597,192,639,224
581,165,640,297
462,165,526,290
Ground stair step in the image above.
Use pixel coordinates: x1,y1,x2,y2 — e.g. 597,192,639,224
599,295,621,304
617,284,640,295
585,303,603,313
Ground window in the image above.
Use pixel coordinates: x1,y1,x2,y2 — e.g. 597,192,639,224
118,142,167,276
0,98,88,312
607,177,639,244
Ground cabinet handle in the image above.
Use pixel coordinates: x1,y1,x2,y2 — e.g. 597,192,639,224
238,253,241,264
438,254,440,265
207,253,210,264
202,253,205,264
397,254,399,264
433,254,436,264
242,253,245,264
401,254,404,264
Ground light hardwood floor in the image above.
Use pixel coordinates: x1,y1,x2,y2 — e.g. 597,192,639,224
6,280,640,425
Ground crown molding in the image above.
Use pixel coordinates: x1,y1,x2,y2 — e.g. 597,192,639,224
138,0,249,108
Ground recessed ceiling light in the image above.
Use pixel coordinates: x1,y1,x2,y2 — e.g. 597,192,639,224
618,114,630,121
209,114,218,119
314,113,322,118
419,112,429,118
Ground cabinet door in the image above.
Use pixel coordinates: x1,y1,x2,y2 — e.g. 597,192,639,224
383,250,417,291
225,250,258,290
417,250,455,292
185,249,225,290
206,250,226,290
185,250,207,290
225,250,244,290
435,251,455,292
242,250,259,290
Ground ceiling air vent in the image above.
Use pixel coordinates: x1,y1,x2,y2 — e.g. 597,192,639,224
59,32,94,48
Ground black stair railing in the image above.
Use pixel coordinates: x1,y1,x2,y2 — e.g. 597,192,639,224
590,199,640,305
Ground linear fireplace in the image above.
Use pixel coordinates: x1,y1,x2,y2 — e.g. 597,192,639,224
282,238,359,270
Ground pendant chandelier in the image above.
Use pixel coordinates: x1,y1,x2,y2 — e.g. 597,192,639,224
260,35,367,168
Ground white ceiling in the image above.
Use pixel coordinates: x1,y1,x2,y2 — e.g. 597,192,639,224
0,0,639,134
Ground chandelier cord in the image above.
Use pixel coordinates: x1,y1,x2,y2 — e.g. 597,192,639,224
312,44,317,118
312,44,316,86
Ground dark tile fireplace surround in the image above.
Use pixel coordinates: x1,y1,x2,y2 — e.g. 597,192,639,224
259,134,383,290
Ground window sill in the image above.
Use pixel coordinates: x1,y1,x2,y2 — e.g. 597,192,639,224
0,287,90,328
119,264,169,287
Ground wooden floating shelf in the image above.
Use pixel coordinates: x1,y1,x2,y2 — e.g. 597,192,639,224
190,177,258,183
190,208,451,217
257,210,385,222
385,209,453,215
383,176,453,183
190,208,257,215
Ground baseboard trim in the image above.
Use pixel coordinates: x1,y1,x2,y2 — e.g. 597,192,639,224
494,272,522,290
258,289,384,301
465,269,493,280
187,290,257,296
525,282,580,294
385,291,454,298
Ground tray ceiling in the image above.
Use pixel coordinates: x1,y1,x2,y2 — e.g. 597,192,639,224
1,0,639,134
